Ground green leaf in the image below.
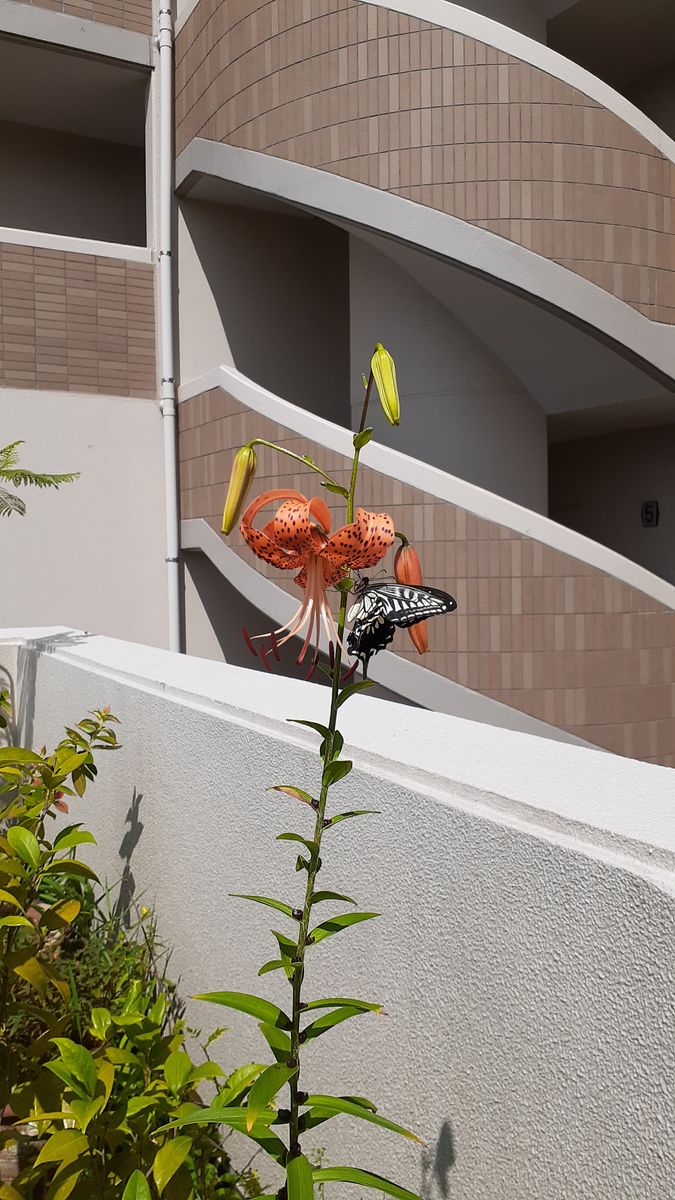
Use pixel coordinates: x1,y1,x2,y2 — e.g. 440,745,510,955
158,1106,286,1163
6,826,40,869
268,785,316,807
310,912,379,945
43,860,98,881
321,481,349,497
0,915,32,928
302,1007,368,1043
35,1130,89,1165
51,829,96,852
50,1039,97,1099
304,997,383,1013
231,894,296,920
246,1063,297,1131
163,1051,193,1095
322,759,352,788
311,890,356,907
0,746,41,764
277,832,317,854
288,719,331,740
41,897,81,930
153,1136,193,1195
324,809,379,828
306,1096,424,1143
90,1007,112,1040
337,679,375,708
217,1063,266,1106
195,991,291,1030
258,1021,291,1063
0,888,21,909
122,1170,152,1200
258,959,285,976
312,1167,423,1200
353,427,373,450
287,1153,314,1200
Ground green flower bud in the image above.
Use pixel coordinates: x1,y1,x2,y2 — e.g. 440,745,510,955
371,343,400,426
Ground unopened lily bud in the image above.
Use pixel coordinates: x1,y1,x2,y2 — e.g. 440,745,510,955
395,542,428,655
222,444,257,535
371,343,400,426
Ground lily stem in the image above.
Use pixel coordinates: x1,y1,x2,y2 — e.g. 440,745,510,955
286,377,372,1164
249,439,343,492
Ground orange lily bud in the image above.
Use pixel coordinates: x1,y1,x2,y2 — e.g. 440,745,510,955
371,343,400,427
395,542,428,655
222,444,257,535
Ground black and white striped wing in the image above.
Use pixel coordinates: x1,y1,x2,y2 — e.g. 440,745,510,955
367,583,457,628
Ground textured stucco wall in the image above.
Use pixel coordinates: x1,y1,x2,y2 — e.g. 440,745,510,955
3,631,674,1200
0,392,168,646
349,235,548,511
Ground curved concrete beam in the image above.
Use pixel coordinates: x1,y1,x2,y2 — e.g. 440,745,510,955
182,515,590,748
0,0,152,65
179,365,675,613
176,140,675,389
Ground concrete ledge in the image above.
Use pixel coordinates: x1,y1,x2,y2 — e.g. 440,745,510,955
0,0,152,65
177,141,675,390
0,225,152,263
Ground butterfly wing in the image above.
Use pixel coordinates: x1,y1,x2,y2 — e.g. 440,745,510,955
368,583,457,629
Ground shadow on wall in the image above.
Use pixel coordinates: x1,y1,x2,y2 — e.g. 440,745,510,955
421,1120,457,1198
12,630,94,750
183,549,417,706
180,198,351,424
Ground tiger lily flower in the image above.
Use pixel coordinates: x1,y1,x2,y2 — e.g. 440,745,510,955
395,541,428,655
241,490,395,662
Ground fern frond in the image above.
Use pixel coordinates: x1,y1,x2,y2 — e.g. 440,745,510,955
0,486,26,517
0,441,24,472
0,468,80,489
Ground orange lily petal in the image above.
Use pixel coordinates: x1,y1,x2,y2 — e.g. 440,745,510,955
268,497,332,557
324,507,395,570
240,489,309,571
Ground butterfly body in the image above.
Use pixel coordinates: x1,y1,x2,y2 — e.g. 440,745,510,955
346,578,457,676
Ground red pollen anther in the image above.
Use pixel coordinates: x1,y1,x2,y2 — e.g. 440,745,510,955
242,628,258,658
270,631,281,661
260,646,273,672
304,650,320,681
328,640,335,668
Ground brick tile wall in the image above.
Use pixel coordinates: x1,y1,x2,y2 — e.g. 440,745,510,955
176,0,675,323
0,244,156,398
179,386,675,767
10,0,152,35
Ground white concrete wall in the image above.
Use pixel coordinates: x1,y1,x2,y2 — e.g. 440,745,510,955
549,423,675,585
177,199,350,424
0,392,168,647
3,630,674,1200
0,120,146,246
349,236,548,512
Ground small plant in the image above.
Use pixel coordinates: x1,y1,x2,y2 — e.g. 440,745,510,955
166,346,456,1198
0,441,78,518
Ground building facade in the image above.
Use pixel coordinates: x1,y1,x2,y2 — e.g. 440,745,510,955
2,0,675,761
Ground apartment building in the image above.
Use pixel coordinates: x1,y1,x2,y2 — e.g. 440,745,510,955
2,0,675,762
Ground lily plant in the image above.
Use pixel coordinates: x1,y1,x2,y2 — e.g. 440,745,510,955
161,345,432,1200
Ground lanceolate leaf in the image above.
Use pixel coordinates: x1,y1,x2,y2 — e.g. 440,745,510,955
277,832,317,854
258,959,285,976
287,1153,314,1200
322,759,352,788
310,912,379,945
158,1106,286,1163
122,1170,152,1200
303,998,383,1013
195,991,291,1030
268,785,315,807
305,1096,425,1144
337,679,375,708
312,1167,423,1200
217,1063,266,1106
288,719,331,740
246,1063,297,1131
311,890,356,907
152,1136,192,1195
301,1006,368,1043
231,894,296,920
324,809,379,829
258,1021,292,1063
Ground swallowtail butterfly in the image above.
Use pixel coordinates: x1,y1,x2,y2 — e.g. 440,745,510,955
346,576,457,676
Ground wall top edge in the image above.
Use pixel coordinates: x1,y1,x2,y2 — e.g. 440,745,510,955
0,0,152,65
4,626,675,875
174,0,675,164
179,363,675,615
0,226,153,263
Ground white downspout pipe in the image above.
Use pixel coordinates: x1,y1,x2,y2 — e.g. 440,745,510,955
157,4,181,651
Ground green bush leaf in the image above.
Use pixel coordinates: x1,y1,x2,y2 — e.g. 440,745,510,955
337,680,375,708
322,760,352,788
258,1021,291,1063
163,1051,193,1095
313,1167,423,1200
310,912,379,945
35,1130,89,1166
51,830,96,852
0,747,41,764
246,1063,297,1131
306,1096,424,1143
311,890,356,907
258,959,285,976
0,915,32,928
301,1007,368,1043
303,997,382,1013
195,991,291,1030
287,1153,314,1200
7,826,40,869
43,860,98,881
217,1063,266,1106
324,809,379,829
0,888,21,909
50,1039,97,1099
153,1136,193,1195
231,894,296,920
122,1170,152,1200
157,1106,286,1163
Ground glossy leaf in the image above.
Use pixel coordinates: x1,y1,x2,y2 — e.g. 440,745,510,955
0,888,21,909
231,894,295,920
246,1063,297,1131
288,720,331,740
35,1130,89,1165
41,898,81,930
159,1106,286,1163
217,1063,266,1106
313,1167,423,1200
268,785,315,806
287,1153,314,1200
310,912,379,945
336,679,376,708
163,1051,192,1094
303,997,382,1013
43,860,98,881
6,826,39,869
306,1096,424,1143
311,890,356,907
195,991,291,1030
277,832,317,854
258,959,285,976
353,427,373,450
322,759,352,787
324,809,379,829
0,747,40,764
153,1136,193,1195
51,829,96,852
258,1021,291,1063
122,1171,152,1200
321,481,349,497
0,915,32,928
301,1006,367,1043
